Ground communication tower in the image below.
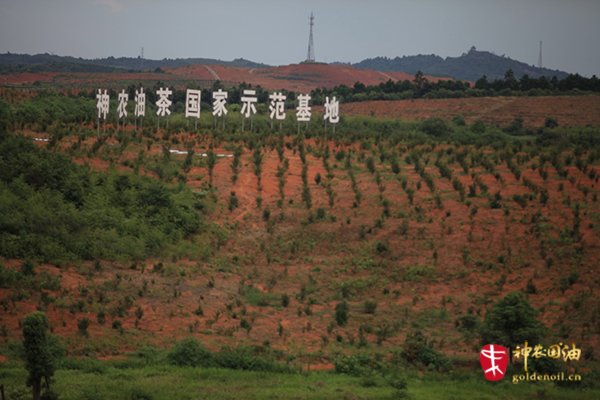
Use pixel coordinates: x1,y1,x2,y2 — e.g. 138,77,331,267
306,12,315,63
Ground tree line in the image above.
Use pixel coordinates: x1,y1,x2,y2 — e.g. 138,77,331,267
312,69,600,103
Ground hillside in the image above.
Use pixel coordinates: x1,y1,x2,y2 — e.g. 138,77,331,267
354,47,570,81
170,63,445,92
0,52,268,73
1,90,599,356
0,62,447,92
341,96,600,127
0,85,599,398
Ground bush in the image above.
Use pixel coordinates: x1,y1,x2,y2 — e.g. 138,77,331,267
452,115,466,126
262,208,271,221
21,260,36,276
471,119,486,133
228,191,239,211
314,173,321,185
456,314,479,333
544,117,559,128
168,338,213,367
335,301,349,326
77,318,90,336
334,353,383,376
365,157,376,173
281,294,290,307
375,241,389,254
363,300,377,314
111,320,123,334
488,191,502,209
401,330,450,371
390,157,400,174
420,118,451,137
505,116,524,135
315,207,326,220
214,346,290,372
387,374,409,398
96,311,105,325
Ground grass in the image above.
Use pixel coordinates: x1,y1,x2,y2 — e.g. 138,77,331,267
241,285,280,307
0,362,597,400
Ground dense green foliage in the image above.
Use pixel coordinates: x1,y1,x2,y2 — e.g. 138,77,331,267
314,69,600,103
22,312,62,400
9,93,96,129
168,338,291,373
0,133,203,261
168,338,213,367
480,292,546,350
399,330,451,372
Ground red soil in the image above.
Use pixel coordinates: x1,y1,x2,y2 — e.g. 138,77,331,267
169,63,444,92
2,127,599,361
0,72,59,85
342,95,600,127
1,63,447,92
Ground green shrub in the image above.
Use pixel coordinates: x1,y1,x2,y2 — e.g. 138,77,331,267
262,208,271,222
456,314,479,332
363,300,377,314
375,241,389,254
0,134,203,261
471,119,486,133
315,207,326,220
401,330,450,371
334,353,383,376
0,264,19,288
365,157,376,173
168,338,213,367
20,260,36,276
214,346,290,372
228,191,239,211
314,173,321,185
77,318,90,336
452,115,466,126
544,117,559,128
335,301,349,326
420,118,451,136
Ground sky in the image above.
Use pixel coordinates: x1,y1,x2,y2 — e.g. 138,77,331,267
0,0,598,76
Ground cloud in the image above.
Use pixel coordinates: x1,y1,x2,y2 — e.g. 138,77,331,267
94,0,126,13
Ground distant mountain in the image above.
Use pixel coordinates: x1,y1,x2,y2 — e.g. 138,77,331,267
0,53,269,73
353,47,569,81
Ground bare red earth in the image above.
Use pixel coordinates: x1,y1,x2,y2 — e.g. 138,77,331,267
342,95,600,127
1,63,446,92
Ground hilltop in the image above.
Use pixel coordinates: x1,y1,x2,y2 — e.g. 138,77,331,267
0,52,268,73
353,47,570,81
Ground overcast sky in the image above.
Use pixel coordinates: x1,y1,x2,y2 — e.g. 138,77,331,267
0,0,598,76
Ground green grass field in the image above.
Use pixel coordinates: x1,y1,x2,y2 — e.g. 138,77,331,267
1,360,599,400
